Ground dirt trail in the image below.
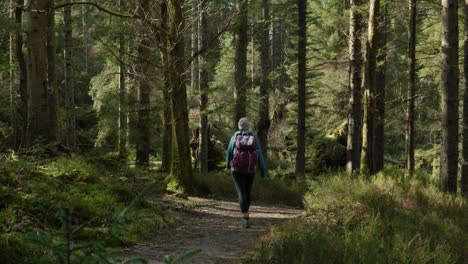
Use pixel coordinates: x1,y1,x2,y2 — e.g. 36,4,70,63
122,196,303,264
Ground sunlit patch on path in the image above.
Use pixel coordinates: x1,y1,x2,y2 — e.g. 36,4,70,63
122,196,303,264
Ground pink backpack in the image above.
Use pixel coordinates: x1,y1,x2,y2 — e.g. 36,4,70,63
231,131,258,174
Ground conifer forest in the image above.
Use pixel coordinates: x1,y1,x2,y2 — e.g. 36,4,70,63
0,0,467,263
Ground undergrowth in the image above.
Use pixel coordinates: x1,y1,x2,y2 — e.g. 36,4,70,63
249,167,467,264
192,171,306,207
0,153,175,263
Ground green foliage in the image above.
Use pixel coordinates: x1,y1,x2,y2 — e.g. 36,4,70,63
0,155,175,263
250,170,467,264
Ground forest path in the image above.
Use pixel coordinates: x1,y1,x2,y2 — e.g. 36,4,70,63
122,196,303,264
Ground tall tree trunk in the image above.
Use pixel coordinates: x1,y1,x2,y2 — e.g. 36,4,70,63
295,0,307,177
373,2,386,173
82,5,88,74
162,0,193,189
440,0,459,194
9,0,16,147
346,0,364,177
361,0,380,175
47,0,58,142
118,0,127,159
256,0,271,163
159,2,171,172
406,0,417,178
135,0,151,166
24,0,57,145
63,0,76,149
199,0,209,174
15,0,27,148
191,0,199,92
234,0,249,128
272,15,284,92
463,0,468,197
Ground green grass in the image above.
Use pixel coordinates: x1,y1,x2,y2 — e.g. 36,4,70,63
0,154,175,263
249,168,467,264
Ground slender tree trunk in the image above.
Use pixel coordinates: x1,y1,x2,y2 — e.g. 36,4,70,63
406,0,417,178
463,0,468,197
199,0,209,174
161,86,172,172
63,0,76,149
24,0,57,145
272,14,283,92
346,0,364,177
47,0,58,142
135,0,151,166
15,0,27,148
361,0,380,175
257,0,271,162
295,0,307,177
439,0,459,194
9,0,16,147
373,3,386,173
118,0,127,159
191,0,199,92
234,0,249,128
82,5,88,74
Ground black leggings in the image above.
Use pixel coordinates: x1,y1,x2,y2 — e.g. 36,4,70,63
231,171,255,213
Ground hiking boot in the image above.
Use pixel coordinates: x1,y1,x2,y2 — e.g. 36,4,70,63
242,218,250,228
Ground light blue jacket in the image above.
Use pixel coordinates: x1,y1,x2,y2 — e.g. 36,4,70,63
226,130,266,177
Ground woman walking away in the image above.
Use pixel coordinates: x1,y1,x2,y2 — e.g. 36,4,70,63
226,117,266,228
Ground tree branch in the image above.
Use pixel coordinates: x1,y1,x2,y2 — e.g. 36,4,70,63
53,1,135,18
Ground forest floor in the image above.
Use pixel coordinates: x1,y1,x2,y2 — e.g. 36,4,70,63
121,195,303,264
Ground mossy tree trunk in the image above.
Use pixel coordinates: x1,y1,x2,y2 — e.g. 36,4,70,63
63,0,76,149
439,0,459,194
346,0,364,177
135,0,152,166
24,0,58,145
373,3,386,173
361,0,380,176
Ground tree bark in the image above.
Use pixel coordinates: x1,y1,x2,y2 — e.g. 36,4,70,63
295,0,307,177
373,2,387,173
63,0,76,149
191,0,199,92
24,0,57,145
256,0,271,163
9,0,16,147
135,0,151,166
47,0,58,142
199,0,209,174
361,0,380,176
406,0,417,178
346,0,364,177
161,0,193,189
439,0,459,194
118,0,127,159
234,0,249,129
15,0,27,148
463,0,468,197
